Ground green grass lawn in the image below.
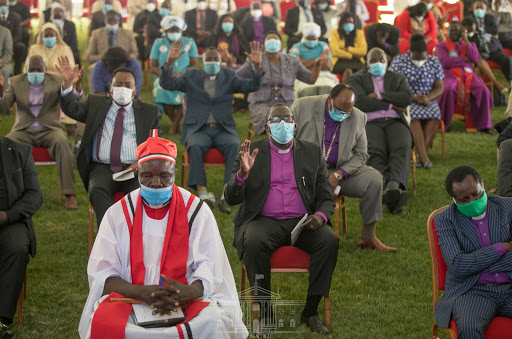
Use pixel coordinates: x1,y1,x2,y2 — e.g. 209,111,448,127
1,19,507,339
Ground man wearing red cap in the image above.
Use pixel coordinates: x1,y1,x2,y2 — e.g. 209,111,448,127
79,132,248,339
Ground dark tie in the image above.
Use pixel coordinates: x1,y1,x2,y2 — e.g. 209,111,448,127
110,107,125,173
108,31,114,47
200,10,205,30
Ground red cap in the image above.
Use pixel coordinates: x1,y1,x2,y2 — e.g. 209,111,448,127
136,130,177,165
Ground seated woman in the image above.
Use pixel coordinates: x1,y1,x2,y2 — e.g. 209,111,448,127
329,12,367,82
389,35,444,169
92,47,143,97
395,2,438,54
237,32,328,135
290,22,338,98
150,16,198,135
209,13,250,67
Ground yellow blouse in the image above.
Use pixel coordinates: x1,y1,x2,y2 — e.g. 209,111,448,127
329,28,368,69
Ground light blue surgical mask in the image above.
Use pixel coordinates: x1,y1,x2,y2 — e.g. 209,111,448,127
0,6,8,14
103,4,112,12
167,32,181,41
318,3,328,10
159,8,169,17
269,120,294,144
304,39,318,48
328,101,350,122
53,18,64,26
222,22,234,33
43,37,57,47
426,3,433,10
203,61,221,75
369,62,387,77
265,38,281,53
27,72,45,85
343,23,355,33
106,23,118,31
140,184,173,206
474,8,485,18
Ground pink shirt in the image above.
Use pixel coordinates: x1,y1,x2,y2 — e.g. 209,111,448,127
366,75,401,122
28,84,45,129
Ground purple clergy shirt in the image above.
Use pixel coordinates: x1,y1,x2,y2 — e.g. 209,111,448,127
323,101,348,177
366,75,401,122
28,84,45,129
236,140,327,222
252,18,265,45
471,211,511,285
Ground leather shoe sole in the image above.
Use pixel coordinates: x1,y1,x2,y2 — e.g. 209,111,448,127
65,195,78,210
301,315,329,335
382,186,400,205
387,190,408,215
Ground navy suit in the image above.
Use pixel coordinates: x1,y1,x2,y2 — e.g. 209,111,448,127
434,195,512,337
160,66,262,189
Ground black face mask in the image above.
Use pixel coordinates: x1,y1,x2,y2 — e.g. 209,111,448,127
449,32,461,42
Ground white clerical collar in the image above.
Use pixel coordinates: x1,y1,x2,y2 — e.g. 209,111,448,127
472,210,487,220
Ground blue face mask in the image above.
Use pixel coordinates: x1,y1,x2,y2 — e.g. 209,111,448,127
369,62,387,77
43,37,57,47
159,8,169,17
103,4,112,12
27,72,45,85
204,61,221,75
474,9,485,18
328,101,350,122
304,39,318,48
221,22,234,33
318,3,328,10
343,23,355,33
140,184,173,206
167,32,181,41
265,38,281,53
0,6,8,14
269,120,294,144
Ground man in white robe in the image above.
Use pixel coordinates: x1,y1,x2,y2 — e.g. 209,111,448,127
78,133,248,339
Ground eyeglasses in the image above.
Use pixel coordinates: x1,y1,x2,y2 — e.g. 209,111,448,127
268,115,294,123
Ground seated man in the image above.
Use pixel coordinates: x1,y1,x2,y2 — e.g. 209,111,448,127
184,0,218,48
56,56,161,225
0,0,24,75
292,84,396,252
365,23,400,62
224,104,338,335
79,134,248,338
0,55,79,209
0,121,42,339
435,165,512,338
90,0,122,36
160,43,262,213
348,47,413,215
7,0,29,48
436,21,493,133
239,2,276,45
0,25,12,84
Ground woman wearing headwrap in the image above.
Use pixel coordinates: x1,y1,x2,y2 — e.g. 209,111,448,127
329,12,367,82
209,13,250,66
150,16,198,135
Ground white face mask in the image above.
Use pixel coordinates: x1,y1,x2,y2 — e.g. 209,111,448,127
111,86,134,106
468,31,475,38
197,1,207,10
411,59,426,68
146,2,156,12
416,16,424,22
251,9,262,19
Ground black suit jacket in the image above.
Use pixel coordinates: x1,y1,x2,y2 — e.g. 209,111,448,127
0,137,42,257
239,15,277,42
90,10,122,36
284,7,326,39
184,9,218,40
58,93,162,190
224,138,335,259
365,23,400,58
472,13,503,53
0,11,22,43
146,11,163,45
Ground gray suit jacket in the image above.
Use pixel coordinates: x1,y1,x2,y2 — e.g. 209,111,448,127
433,195,512,327
291,94,369,176
498,139,512,197
86,27,138,64
0,73,62,132
0,25,13,74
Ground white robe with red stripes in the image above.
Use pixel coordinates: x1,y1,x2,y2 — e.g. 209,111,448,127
79,188,248,339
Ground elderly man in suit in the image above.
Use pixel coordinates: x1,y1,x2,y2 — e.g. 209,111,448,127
284,0,327,48
435,165,512,339
0,122,42,338
184,0,218,48
89,0,123,35
0,25,12,83
0,0,24,75
56,56,161,225
348,47,413,215
224,104,338,335
160,43,262,213
292,84,396,252
0,55,79,209
239,2,277,45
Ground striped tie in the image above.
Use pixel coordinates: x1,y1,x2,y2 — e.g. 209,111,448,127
110,107,125,173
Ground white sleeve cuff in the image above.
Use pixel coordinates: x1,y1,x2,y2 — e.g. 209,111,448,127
60,84,74,96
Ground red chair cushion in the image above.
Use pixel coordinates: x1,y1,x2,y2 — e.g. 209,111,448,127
450,317,512,337
113,192,125,202
234,0,251,9
279,1,294,22
32,147,55,163
363,0,379,24
270,246,310,269
487,60,501,70
432,220,447,290
204,148,225,164
504,48,512,57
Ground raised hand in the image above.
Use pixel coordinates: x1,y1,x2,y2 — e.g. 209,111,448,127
238,139,259,178
55,56,76,89
219,45,234,63
315,49,329,68
166,40,185,66
245,41,263,69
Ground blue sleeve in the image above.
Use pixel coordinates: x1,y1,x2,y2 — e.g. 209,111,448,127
130,57,143,96
289,43,302,57
149,38,162,60
188,38,199,58
92,60,107,93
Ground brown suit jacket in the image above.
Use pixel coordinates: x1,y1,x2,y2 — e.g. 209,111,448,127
0,73,62,132
86,27,138,64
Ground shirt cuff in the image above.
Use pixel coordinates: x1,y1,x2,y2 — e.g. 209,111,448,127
493,243,507,256
235,171,248,187
339,168,349,178
73,88,83,98
60,84,73,96
315,212,327,224
376,92,382,100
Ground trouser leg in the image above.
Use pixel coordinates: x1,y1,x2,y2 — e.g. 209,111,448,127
212,128,240,184
13,42,26,75
489,51,512,81
366,120,389,183
186,127,213,190
384,120,412,189
88,163,116,226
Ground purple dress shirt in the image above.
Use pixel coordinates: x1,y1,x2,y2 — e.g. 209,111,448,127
471,212,511,285
323,101,348,177
236,140,327,222
252,18,265,45
366,75,401,122
28,84,45,129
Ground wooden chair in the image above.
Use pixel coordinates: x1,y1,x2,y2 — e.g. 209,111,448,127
88,192,126,255
411,151,417,197
16,273,27,326
427,207,512,339
180,149,225,190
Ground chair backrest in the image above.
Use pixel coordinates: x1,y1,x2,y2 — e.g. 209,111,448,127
426,206,449,309
440,1,463,22
363,0,380,24
280,0,295,22
234,0,251,9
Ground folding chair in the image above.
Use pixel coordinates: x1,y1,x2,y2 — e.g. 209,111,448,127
16,272,27,326
180,148,225,190
88,192,126,255
426,207,512,339
411,151,417,196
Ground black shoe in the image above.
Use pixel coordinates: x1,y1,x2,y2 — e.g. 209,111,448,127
218,198,231,214
0,322,13,339
301,315,330,335
480,128,497,135
382,186,401,205
387,190,408,215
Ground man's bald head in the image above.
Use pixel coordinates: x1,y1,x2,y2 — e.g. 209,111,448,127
266,104,292,121
26,55,46,73
329,84,355,113
203,48,221,62
472,1,487,10
367,47,387,65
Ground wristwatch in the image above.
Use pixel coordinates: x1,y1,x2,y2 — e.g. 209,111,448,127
333,171,343,181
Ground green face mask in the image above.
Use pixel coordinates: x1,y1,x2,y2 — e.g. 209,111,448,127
454,190,488,217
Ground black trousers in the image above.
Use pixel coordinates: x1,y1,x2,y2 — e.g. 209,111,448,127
13,41,27,75
242,216,339,300
88,163,140,226
0,222,30,323
489,51,512,81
